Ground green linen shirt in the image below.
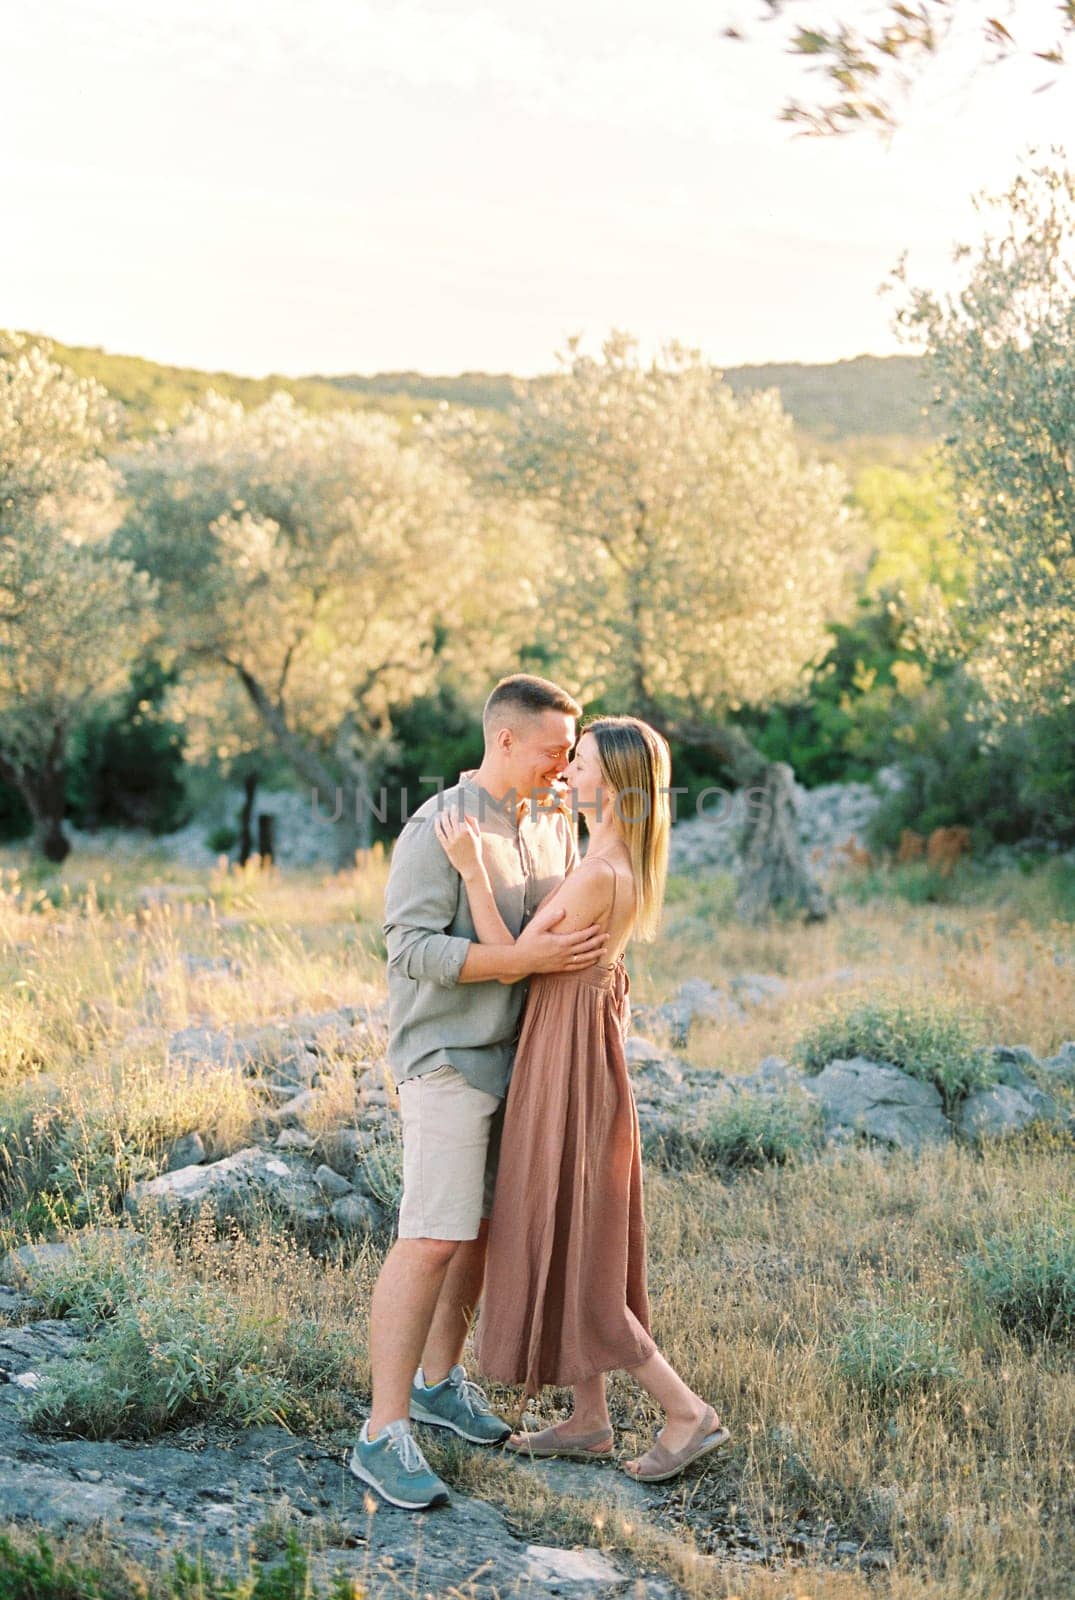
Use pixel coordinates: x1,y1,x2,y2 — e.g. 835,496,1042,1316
382,769,579,1098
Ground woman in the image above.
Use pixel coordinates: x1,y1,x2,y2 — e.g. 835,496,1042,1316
433,715,729,1482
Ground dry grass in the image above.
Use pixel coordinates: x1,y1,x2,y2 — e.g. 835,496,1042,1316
635,864,1075,1075
1,840,1073,1598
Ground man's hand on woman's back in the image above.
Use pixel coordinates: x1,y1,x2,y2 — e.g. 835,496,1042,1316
514,904,608,976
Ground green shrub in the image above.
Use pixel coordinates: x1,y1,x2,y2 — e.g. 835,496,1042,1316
206,824,239,854
357,1127,404,1212
0,1534,112,1600
793,993,994,1111
839,860,971,908
965,1217,1075,1345
24,1241,355,1440
646,1092,821,1174
66,659,188,836
0,1529,356,1600
28,1235,146,1324
41,1113,163,1223
833,1303,963,1404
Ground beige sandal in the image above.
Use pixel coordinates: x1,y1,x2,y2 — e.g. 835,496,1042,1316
504,1421,614,1461
623,1404,730,1483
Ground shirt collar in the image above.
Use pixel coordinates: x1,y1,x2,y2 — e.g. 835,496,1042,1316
459,769,530,825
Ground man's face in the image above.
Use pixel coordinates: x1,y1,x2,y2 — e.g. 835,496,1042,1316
508,710,576,796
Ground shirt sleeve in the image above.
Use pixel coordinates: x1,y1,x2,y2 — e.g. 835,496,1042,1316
383,818,471,988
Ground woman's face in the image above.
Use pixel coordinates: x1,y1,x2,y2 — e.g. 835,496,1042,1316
564,731,613,822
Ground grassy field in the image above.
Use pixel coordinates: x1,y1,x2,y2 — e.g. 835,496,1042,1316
0,844,1072,1599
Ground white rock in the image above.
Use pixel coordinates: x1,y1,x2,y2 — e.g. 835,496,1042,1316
522,1545,624,1586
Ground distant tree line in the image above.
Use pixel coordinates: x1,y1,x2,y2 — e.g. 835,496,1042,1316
2,155,1073,904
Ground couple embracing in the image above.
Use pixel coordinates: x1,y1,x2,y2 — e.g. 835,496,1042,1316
349,674,729,1510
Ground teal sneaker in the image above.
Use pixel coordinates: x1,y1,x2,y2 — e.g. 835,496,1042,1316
347,1418,450,1510
410,1363,512,1445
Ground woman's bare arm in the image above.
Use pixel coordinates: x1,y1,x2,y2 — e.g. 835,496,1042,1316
434,812,612,981
462,859,617,949
458,861,515,945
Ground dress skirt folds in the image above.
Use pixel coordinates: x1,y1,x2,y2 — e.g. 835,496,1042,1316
475,954,657,1395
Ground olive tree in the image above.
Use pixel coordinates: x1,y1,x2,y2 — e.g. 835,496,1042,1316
431,332,858,919
723,2,1072,135
0,335,156,861
119,392,535,865
893,154,1075,735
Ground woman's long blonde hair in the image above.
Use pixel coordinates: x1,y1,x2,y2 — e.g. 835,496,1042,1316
583,715,671,942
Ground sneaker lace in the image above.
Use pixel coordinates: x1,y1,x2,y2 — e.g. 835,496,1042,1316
452,1372,493,1417
387,1428,426,1474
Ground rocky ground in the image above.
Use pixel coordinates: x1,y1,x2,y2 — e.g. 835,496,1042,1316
0,1288,666,1598
1,967,1071,1596
7,987,1065,1257
0,1282,916,1597
2,810,1073,1598
628,989,1075,1154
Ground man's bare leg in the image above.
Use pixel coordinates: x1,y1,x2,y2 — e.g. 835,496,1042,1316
368,1236,458,1436
419,1218,489,1385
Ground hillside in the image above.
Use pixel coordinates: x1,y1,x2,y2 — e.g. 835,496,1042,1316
19,335,937,455
15,337,416,433
326,352,936,446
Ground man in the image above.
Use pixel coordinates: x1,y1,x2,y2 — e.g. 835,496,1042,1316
349,674,608,1510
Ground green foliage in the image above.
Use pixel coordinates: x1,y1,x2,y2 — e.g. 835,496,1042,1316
26,1246,354,1440
66,660,188,835
851,457,968,606
719,354,933,443
793,994,994,1111
206,824,239,854
0,1534,110,1600
436,331,855,729
24,1108,165,1225
732,3,1068,136
315,353,939,447
0,335,158,860
0,1529,357,1600
833,1303,963,1404
965,1216,1075,1345
646,1092,821,1174
728,454,966,792
374,683,485,841
0,658,189,845
39,335,940,449
356,1128,404,1212
862,670,1075,856
0,774,31,842
734,592,919,785
895,158,1075,732
838,859,971,908
34,335,388,437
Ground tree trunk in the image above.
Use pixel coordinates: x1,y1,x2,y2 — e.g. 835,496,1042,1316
238,772,258,865
228,663,385,872
29,787,71,864
734,760,829,923
257,812,275,864
352,755,374,854
662,718,830,923
0,730,71,864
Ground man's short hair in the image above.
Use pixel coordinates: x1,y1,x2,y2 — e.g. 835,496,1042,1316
482,674,582,735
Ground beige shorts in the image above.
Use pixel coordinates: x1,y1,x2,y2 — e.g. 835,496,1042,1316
396,1063,505,1241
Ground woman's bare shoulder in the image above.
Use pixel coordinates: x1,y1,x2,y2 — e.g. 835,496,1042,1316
542,855,619,919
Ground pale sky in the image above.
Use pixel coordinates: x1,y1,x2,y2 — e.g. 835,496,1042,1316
4,1,1074,377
